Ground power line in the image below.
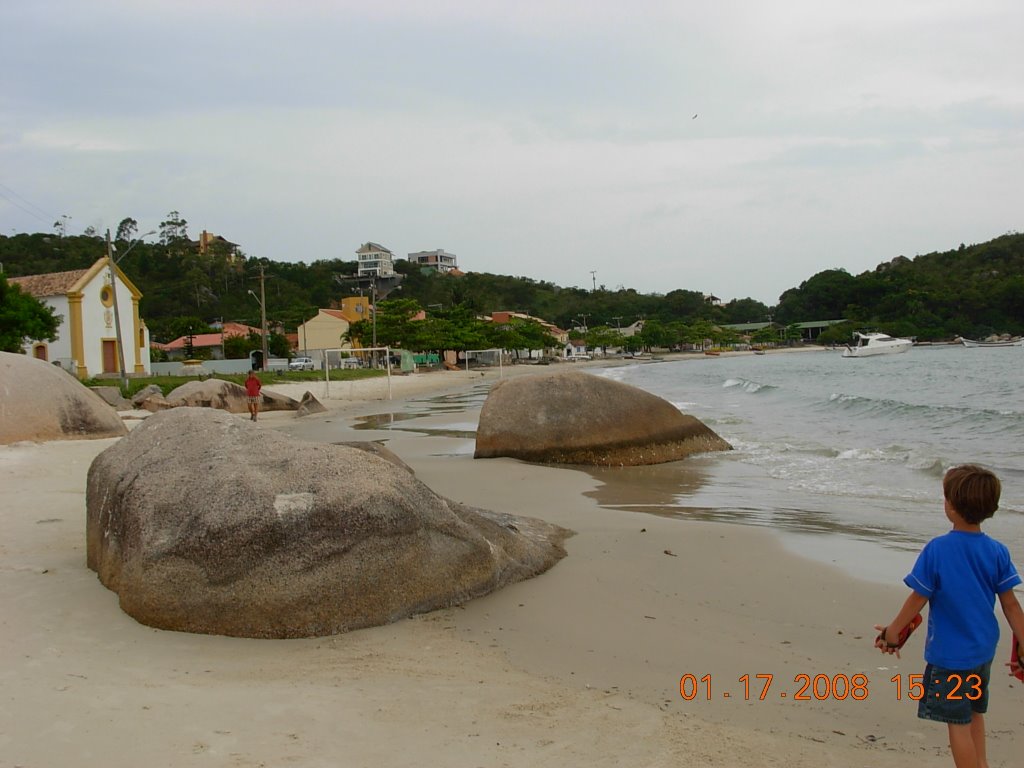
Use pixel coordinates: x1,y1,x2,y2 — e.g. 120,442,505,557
0,182,54,226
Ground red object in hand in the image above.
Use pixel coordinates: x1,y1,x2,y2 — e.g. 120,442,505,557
878,613,923,650
1012,634,1024,682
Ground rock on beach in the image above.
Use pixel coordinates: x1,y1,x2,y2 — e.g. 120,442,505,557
474,370,731,466
165,378,298,413
86,408,570,638
0,351,127,444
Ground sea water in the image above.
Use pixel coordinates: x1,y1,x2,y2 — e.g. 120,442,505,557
362,345,1024,582
591,346,1024,580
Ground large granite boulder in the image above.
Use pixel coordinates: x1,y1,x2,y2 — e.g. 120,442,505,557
474,370,731,466
0,352,128,443
165,379,298,413
86,408,570,638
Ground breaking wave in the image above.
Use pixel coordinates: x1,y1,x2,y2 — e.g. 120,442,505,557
722,377,777,394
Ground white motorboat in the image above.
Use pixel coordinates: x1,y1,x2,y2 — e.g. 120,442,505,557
959,337,1023,348
841,332,913,358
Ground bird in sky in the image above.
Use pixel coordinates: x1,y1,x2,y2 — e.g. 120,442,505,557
692,113,698,119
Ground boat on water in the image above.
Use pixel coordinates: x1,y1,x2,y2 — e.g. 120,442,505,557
841,332,913,358
959,337,1023,348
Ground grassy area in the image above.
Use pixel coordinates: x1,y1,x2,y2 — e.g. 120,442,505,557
84,369,388,398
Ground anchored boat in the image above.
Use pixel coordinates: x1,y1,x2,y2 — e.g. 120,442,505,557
841,332,913,358
959,337,1023,348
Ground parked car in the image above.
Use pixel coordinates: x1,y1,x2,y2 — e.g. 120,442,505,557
289,356,315,371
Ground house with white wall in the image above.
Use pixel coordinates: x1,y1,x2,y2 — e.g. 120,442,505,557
408,248,459,274
355,242,396,277
10,257,151,379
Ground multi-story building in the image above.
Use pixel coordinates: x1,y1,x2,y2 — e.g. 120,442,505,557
408,248,459,274
355,242,396,277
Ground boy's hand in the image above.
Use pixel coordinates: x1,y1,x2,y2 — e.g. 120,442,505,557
1009,637,1024,680
873,624,902,658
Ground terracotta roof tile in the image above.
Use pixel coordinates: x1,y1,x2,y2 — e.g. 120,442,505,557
8,269,89,297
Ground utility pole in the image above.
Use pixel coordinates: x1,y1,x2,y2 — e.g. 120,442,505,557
258,264,269,370
103,228,155,390
590,270,597,292
105,229,129,391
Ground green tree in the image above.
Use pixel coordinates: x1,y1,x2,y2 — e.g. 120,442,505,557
638,318,675,350
720,297,771,324
0,275,61,352
585,325,625,354
151,316,215,343
751,326,780,346
783,323,803,344
115,217,138,243
159,210,189,245
488,317,558,358
686,320,718,350
224,332,260,360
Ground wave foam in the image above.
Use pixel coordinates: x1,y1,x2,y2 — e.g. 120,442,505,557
722,377,776,394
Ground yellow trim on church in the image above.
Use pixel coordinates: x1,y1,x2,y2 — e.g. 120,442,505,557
67,291,87,378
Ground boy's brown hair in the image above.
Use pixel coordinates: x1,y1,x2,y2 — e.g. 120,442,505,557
943,464,1001,524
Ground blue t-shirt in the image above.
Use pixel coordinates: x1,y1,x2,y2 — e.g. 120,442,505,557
905,530,1021,669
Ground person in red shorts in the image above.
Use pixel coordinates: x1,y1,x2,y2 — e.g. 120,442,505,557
244,370,262,421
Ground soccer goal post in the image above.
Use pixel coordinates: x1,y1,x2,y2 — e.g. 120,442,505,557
462,348,503,377
321,345,393,400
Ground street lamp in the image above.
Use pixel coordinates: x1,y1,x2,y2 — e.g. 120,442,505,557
247,289,270,370
105,228,155,390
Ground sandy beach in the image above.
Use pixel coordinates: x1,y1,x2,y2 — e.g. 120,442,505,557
3,356,1022,767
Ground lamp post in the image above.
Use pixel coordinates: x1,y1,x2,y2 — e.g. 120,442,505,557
105,228,155,391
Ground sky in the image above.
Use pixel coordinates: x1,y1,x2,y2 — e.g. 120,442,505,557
2,0,1022,306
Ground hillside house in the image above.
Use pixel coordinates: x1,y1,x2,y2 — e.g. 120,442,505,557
355,242,396,278
408,249,459,274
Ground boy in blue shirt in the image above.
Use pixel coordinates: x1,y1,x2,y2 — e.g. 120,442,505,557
875,464,1024,768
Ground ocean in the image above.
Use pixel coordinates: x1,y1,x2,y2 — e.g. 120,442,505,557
365,346,1024,583
591,346,1024,581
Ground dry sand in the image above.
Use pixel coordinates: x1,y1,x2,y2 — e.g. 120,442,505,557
3,356,1022,767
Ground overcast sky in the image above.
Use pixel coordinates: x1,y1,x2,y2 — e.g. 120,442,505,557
2,0,1022,305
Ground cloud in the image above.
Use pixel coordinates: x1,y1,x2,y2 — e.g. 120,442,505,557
3,0,1023,304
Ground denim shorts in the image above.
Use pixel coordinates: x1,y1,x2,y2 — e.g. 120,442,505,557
917,661,992,725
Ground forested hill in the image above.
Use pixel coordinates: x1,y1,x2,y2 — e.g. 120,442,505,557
773,231,1024,340
1,228,1022,342
0,230,769,341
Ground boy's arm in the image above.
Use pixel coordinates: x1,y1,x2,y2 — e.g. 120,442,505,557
997,588,1024,675
874,590,928,658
